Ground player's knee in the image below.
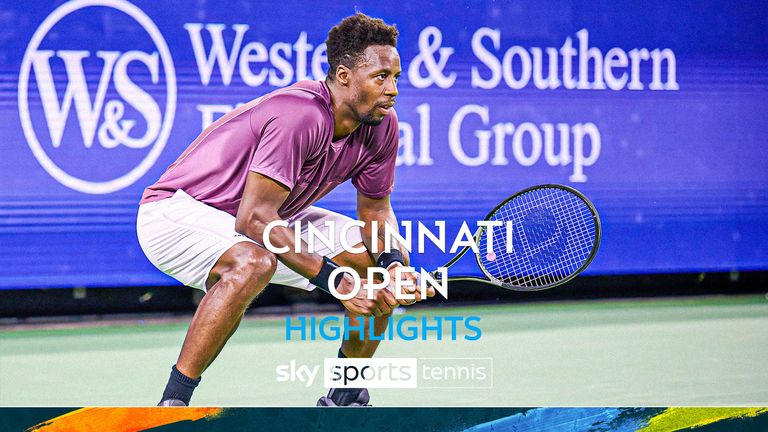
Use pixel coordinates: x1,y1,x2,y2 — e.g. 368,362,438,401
237,246,277,284
223,244,276,294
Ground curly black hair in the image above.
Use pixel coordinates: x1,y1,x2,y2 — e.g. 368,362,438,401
325,12,398,80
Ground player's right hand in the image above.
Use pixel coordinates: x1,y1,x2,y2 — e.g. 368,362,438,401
336,274,398,317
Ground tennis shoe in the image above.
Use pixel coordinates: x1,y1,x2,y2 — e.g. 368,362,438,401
158,398,188,407
316,388,370,406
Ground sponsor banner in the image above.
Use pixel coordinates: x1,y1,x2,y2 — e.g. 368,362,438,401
0,1,766,288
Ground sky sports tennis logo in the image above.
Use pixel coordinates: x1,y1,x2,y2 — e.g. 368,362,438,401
276,358,492,389
18,0,176,194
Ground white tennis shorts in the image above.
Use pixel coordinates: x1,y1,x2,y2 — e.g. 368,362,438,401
136,189,363,291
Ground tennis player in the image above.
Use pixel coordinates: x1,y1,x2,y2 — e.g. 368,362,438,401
137,13,433,406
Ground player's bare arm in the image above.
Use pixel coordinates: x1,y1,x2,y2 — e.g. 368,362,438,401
357,191,436,303
236,171,396,316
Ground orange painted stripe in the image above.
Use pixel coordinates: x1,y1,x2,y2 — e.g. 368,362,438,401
27,407,223,432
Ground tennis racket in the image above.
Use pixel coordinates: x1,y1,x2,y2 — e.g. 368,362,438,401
430,184,601,291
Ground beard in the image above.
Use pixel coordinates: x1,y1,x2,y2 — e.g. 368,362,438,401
352,90,386,126
359,111,384,126
357,103,387,126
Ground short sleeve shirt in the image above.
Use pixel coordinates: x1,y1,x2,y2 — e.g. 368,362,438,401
140,80,399,219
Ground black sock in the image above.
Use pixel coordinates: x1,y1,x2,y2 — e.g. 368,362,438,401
330,348,368,405
160,365,201,405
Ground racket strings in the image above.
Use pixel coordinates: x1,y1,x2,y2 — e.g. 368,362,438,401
478,187,597,289
508,190,593,286
506,189,593,286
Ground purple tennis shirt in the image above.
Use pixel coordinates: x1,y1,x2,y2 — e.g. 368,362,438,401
140,80,399,219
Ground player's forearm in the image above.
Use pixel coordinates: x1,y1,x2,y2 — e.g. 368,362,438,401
359,206,410,265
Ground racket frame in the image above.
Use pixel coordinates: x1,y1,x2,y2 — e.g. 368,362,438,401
432,184,602,291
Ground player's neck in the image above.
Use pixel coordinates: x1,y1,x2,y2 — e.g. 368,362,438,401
326,78,361,140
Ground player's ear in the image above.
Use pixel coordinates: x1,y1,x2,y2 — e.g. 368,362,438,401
335,65,351,86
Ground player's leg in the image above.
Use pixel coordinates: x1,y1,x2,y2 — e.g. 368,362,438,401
158,243,276,406
259,206,392,406
318,302,390,406
137,190,276,406
332,249,392,358
174,242,276,378
317,244,392,406
296,220,393,359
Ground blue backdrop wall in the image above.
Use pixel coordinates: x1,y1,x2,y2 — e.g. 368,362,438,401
0,0,766,289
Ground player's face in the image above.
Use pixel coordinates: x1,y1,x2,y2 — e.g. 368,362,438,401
348,45,401,126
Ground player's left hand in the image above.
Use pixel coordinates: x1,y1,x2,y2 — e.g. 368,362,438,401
386,263,435,305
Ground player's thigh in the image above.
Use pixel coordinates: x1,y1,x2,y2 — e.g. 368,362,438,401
137,190,261,291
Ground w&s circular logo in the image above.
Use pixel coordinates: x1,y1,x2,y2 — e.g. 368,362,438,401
18,0,176,194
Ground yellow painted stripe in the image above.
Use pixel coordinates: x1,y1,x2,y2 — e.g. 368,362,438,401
638,407,768,432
